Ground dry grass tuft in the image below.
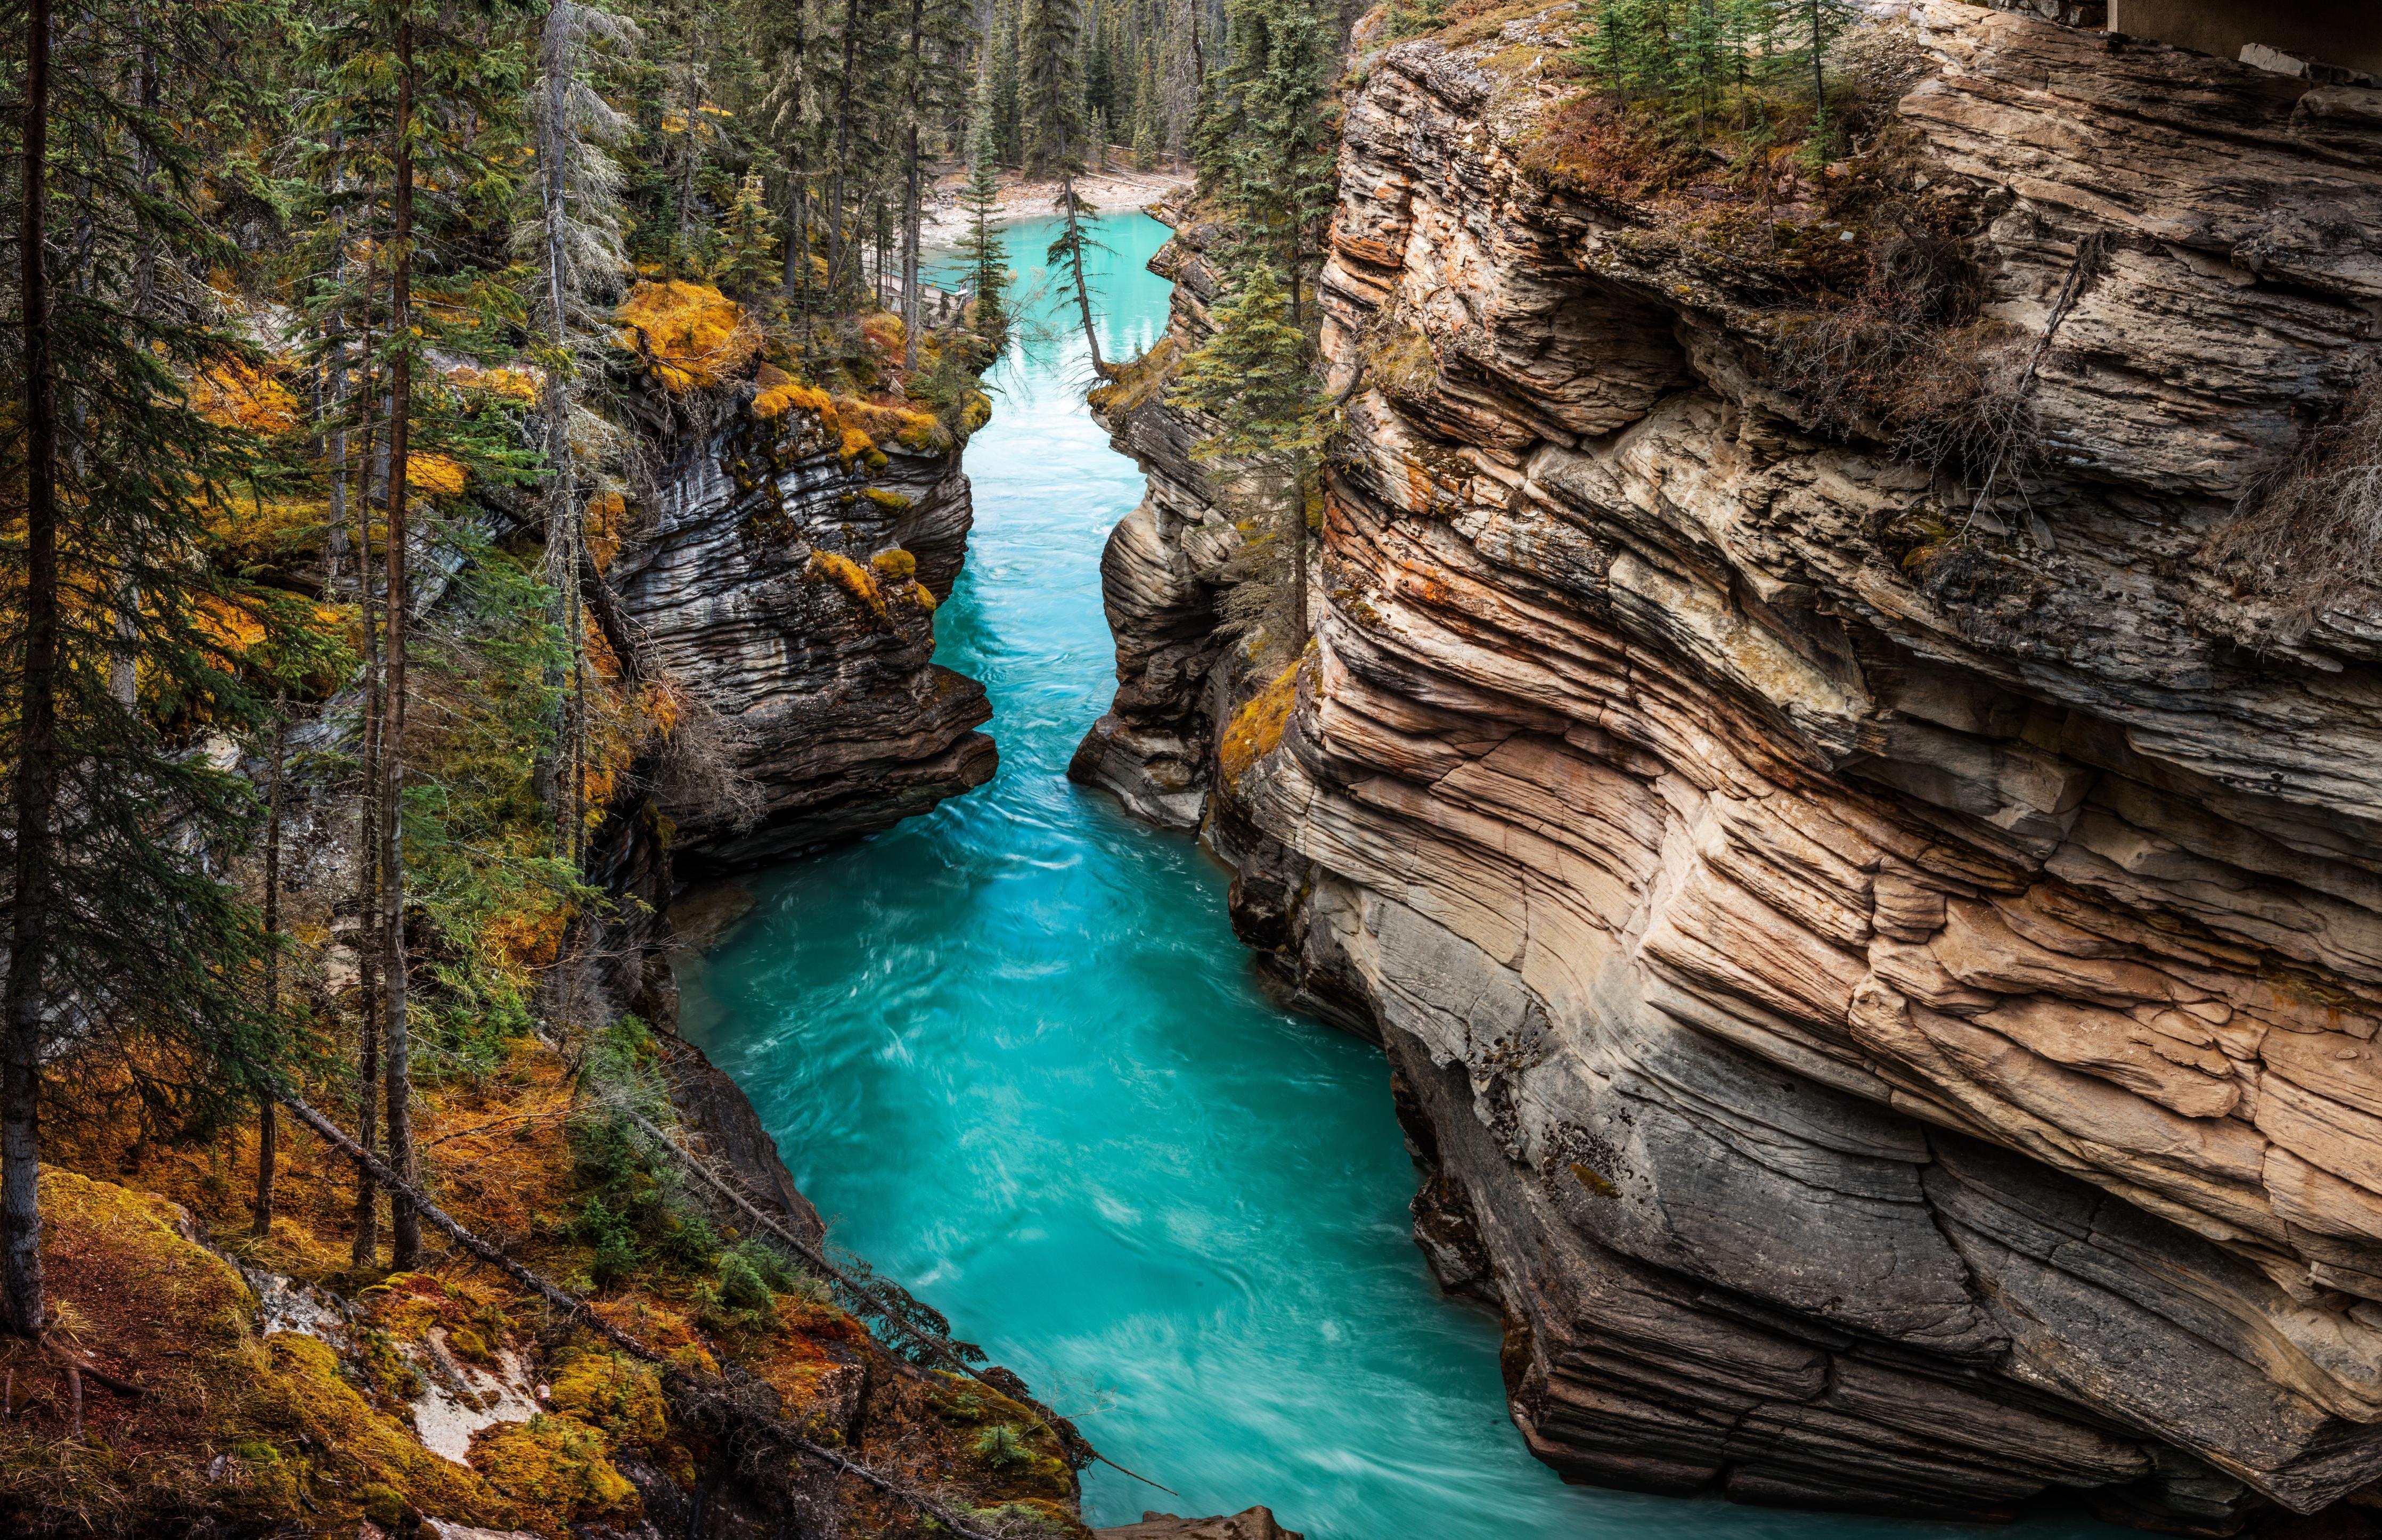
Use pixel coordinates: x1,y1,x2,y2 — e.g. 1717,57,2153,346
2204,372,2382,630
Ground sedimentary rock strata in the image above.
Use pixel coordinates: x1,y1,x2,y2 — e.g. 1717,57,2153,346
1088,3,2382,1526
614,410,996,873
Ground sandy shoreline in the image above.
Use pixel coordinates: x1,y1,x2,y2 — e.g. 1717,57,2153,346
918,163,1191,249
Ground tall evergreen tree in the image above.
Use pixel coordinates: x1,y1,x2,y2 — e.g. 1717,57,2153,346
1021,0,1107,370
1169,261,1323,645
955,94,1011,346
2,0,314,1329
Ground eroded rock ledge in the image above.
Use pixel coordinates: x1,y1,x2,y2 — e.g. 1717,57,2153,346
616,409,996,875
1084,3,2382,1529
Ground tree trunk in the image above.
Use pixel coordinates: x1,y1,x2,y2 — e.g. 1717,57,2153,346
902,0,923,372
254,711,287,1238
795,179,814,296
1807,0,1826,148
382,19,421,1271
902,149,920,370
828,0,861,296
540,0,585,862
349,255,385,1269
1061,174,1105,375
3,0,57,1338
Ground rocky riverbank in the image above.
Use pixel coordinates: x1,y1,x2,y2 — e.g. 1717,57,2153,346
1079,2,2382,1530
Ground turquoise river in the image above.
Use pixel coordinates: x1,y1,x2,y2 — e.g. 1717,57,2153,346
678,211,2124,1539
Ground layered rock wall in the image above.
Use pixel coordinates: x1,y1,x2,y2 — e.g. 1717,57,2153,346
1085,3,2382,1527
614,410,996,874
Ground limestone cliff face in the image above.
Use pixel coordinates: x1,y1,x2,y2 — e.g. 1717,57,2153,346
613,408,996,875
1086,4,2382,1527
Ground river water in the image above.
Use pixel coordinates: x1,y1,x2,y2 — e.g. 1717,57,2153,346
678,211,2123,1538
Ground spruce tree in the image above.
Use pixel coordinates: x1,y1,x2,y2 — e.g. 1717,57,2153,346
1,0,316,1329
1132,68,1161,171
955,98,1011,347
528,0,635,879
1800,0,1861,160
1169,261,1323,643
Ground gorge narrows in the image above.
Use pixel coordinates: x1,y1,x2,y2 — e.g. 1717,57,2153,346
676,210,2118,1539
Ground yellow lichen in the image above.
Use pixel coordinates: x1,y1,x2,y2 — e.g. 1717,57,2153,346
469,1414,640,1534
452,364,544,404
1219,657,1304,787
585,489,626,573
407,449,470,497
753,363,833,420
613,280,760,392
546,1351,668,1449
869,547,917,581
191,359,300,435
807,550,890,623
862,488,915,514
1086,334,1182,417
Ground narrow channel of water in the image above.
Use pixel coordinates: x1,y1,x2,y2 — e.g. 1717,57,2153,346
676,211,2124,1538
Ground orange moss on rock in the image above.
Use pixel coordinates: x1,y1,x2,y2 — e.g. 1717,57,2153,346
1220,656,1305,787
614,280,760,392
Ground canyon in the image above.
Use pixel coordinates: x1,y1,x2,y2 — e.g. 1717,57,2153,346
1076,2,2382,1530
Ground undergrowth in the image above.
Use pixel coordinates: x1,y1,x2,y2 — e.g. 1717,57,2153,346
2202,370,2382,634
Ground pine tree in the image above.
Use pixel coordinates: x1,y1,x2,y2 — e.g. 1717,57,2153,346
1,0,316,1329
1018,0,1084,181
1169,263,1324,644
1800,0,1861,160
527,0,635,882
1131,59,1161,171
992,0,1025,166
713,173,783,294
955,97,1011,346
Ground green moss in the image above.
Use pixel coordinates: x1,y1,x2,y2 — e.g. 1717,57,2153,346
862,487,914,512
470,1413,640,1531
235,1333,506,1529
548,1351,668,1448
